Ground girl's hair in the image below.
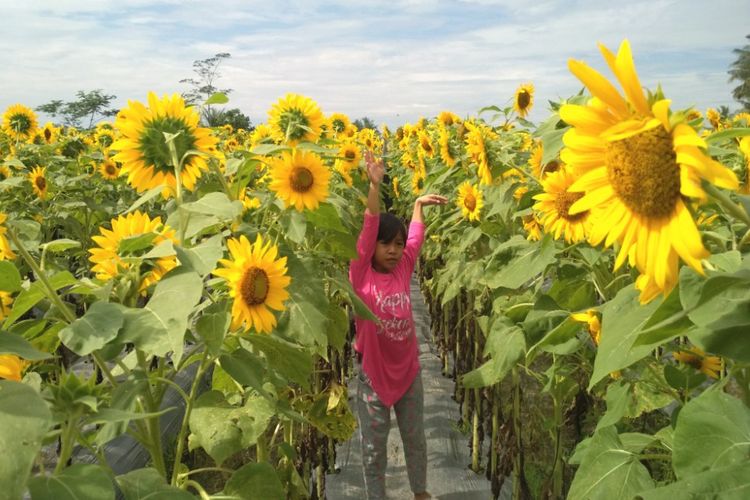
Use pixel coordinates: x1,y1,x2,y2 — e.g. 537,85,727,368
377,213,407,243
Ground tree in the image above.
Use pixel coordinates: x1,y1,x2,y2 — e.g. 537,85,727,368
353,116,377,130
728,34,750,111
36,90,118,128
180,52,233,106
203,107,253,130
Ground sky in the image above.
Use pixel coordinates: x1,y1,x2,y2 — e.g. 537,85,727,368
1,0,748,128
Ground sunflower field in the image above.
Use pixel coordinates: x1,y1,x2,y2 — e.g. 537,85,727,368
1,39,750,499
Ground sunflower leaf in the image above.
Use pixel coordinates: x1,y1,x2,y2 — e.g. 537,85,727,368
58,301,124,356
117,468,194,500
3,271,78,328
0,260,21,292
204,92,229,105
638,463,750,500
122,184,166,215
224,462,284,500
0,331,51,360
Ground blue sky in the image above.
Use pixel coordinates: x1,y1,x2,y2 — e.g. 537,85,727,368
1,0,748,128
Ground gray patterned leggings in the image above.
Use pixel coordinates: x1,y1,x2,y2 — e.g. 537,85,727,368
356,369,427,499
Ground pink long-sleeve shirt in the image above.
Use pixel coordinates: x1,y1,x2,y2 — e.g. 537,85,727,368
349,212,425,407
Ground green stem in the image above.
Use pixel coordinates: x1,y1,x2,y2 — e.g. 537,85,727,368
54,416,79,474
512,367,522,500
137,350,167,478
177,466,234,478
167,135,187,246
704,182,750,226
171,350,211,486
182,479,211,500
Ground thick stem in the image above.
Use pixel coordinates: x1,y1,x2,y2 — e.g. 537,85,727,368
136,350,167,478
704,182,750,227
54,416,79,474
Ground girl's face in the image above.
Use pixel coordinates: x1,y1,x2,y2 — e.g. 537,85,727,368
372,234,405,273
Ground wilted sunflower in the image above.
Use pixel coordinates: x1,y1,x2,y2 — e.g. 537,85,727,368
214,234,291,334
464,121,498,185
328,113,353,137
89,211,178,292
513,83,534,118
571,309,601,346
533,166,591,243
439,126,458,167
268,149,331,211
0,213,16,260
2,104,38,141
560,40,738,303
673,346,722,379
457,181,483,222
0,355,26,381
112,92,219,197
29,166,48,200
268,93,324,146
98,158,120,180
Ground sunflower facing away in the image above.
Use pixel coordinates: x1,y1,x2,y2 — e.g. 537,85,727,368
29,166,48,200
457,181,483,222
418,131,436,158
2,104,38,142
673,346,722,379
268,94,324,146
89,211,178,292
560,40,739,303
250,124,274,147
268,149,331,211
112,92,219,197
513,83,534,118
533,166,591,243
0,213,16,260
439,126,458,167
464,121,498,185
214,234,291,334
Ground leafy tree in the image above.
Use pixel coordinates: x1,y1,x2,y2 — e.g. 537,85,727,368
353,116,377,130
180,52,233,106
728,34,750,111
36,90,118,128
204,107,253,130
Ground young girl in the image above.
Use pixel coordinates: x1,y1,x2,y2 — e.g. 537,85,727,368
349,150,447,500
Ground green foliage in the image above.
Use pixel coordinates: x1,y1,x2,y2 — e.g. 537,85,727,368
28,464,114,500
36,89,118,128
728,34,750,110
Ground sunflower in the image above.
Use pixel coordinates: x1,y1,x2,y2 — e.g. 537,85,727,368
335,141,360,187
571,309,601,345
268,94,324,146
250,124,274,147
358,128,381,151
411,164,426,195
464,121,498,185
0,165,11,180
112,92,219,197
522,214,542,241
98,158,120,180
2,104,38,141
0,291,13,321
95,128,116,150
529,141,561,179
89,211,178,292
673,346,722,379
533,166,591,243
417,131,436,158
705,108,722,129
29,166,48,200
41,122,59,144
0,355,26,381
392,176,400,198
268,149,331,211
438,111,461,127
457,181,483,222
560,40,739,303
513,83,534,118
739,136,750,195
328,113,353,137
0,213,16,260
439,126,458,167
214,234,291,334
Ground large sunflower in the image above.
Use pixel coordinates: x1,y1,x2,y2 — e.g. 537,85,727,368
268,149,331,211
29,166,48,200
214,234,291,334
112,92,218,197
464,121,498,185
513,83,534,118
533,166,591,243
268,94,324,146
2,104,38,142
457,181,483,222
561,40,739,303
89,211,178,292
0,213,16,260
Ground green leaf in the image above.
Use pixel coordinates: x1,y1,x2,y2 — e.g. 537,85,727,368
567,426,654,500
634,285,692,349
173,234,223,276
220,348,271,398
540,126,566,166
306,202,347,233
58,302,124,356
589,286,659,389
40,239,81,253
250,144,290,156
118,233,158,255
0,331,52,360
85,407,175,426
295,141,334,154
0,380,52,500
224,462,284,500
285,210,307,243
29,464,114,500
181,192,243,220
195,309,230,356
461,320,525,388
638,463,750,500
527,317,580,361
141,240,175,259
204,92,229,105
3,271,78,328
326,302,349,352
672,390,750,479
118,268,203,362
0,261,21,292
330,274,378,322
704,127,750,144
117,468,194,500
188,391,275,465
245,334,313,388
482,234,558,289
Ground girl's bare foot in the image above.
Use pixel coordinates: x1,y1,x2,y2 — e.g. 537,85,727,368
414,493,432,500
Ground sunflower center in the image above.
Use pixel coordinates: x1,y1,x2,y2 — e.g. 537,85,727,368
332,119,346,133
138,117,197,174
464,193,477,212
99,134,114,148
105,163,117,175
290,167,314,193
240,267,270,306
517,90,531,110
544,160,560,175
345,150,356,160
279,109,310,141
606,126,679,218
44,128,52,142
555,191,586,222
10,114,32,133
35,175,47,191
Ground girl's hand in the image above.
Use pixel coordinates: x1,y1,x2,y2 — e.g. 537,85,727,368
415,194,449,206
364,150,385,186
